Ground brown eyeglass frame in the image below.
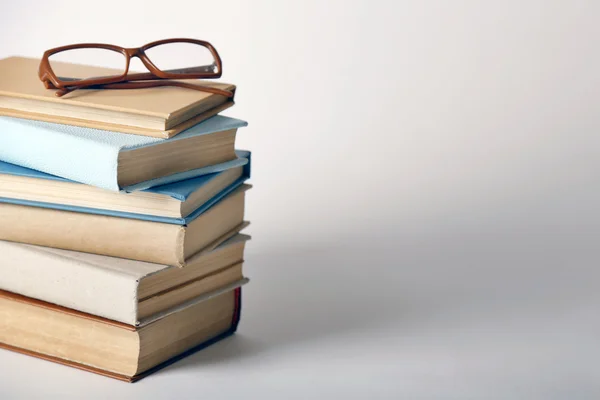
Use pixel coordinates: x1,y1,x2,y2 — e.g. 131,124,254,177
38,38,233,98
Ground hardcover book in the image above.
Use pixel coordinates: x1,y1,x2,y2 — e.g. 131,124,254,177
0,286,243,382
0,150,251,222
0,56,236,138
0,184,251,266
0,234,250,325
0,115,247,191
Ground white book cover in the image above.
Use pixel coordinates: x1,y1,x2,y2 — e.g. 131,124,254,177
0,234,249,326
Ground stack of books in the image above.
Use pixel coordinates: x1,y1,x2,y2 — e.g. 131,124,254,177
0,56,251,381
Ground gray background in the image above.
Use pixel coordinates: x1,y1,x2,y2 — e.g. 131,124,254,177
1,0,599,398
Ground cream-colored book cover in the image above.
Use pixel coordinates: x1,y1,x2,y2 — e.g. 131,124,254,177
0,56,236,137
0,234,250,325
0,185,250,266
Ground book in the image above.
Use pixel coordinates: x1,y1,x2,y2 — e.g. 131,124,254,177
0,114,247,191
0,286,243,382
0,56,237,138
0,150,251,221
0,184,251,266
0,234,249,325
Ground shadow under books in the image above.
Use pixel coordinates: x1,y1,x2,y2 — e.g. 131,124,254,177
159,225,600,376
161,241,406,373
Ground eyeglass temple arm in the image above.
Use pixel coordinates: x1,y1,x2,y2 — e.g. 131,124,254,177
122,64,218,81
54,64,216,85
55,79,233,98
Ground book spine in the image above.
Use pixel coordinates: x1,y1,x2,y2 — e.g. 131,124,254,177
131,287,243,382
0,117,120,190
0,242,139,324
0,202,185,266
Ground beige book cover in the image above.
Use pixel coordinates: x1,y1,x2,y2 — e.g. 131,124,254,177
0,56,236,137
0,286,243,382
0,185,250,266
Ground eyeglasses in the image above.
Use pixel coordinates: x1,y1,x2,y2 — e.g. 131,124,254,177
38,38,234,98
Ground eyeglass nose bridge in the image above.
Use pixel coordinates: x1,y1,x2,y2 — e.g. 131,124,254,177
124,48,143,57
122,48,162,77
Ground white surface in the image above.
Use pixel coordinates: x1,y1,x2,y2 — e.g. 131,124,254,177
1,0,600,398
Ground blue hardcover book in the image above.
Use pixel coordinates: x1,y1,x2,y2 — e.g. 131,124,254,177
0,151,251,265
0,114,247,191
0,150,251,225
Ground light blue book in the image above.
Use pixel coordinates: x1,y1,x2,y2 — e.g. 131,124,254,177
0,115,247,191
0,150,251,225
